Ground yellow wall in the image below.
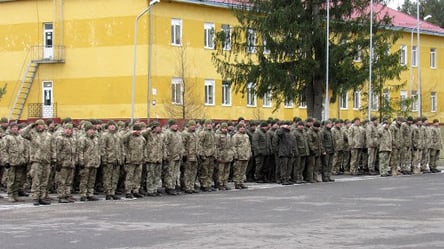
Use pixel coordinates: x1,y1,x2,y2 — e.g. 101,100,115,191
0,0,443,122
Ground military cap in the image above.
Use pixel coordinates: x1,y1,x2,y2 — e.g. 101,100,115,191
107,120,116,127
421,116,428,122
132,123,142,130
237,123,245,128
64,123,73,129
83,121,94,131
204,119,212,125
237,117,245,122
306,117,314,123
9,122,18,128
35,119,45,126
324,120,331,125
0,117,8,123
433,119,439,123
150,121,160,128
62,117,72,124
220,122,228,128
117,120,126,128
297,121,304,126
407,116,414,122
168,119,176,126
187,120,196,127
370,116,378,121
259,121,268,127
313,121,321,127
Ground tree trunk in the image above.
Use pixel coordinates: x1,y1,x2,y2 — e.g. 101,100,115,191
306,79,323,120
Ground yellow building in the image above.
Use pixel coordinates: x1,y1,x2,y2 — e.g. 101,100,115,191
0,0,443,122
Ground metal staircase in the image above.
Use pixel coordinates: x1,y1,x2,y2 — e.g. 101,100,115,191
8,61,39,122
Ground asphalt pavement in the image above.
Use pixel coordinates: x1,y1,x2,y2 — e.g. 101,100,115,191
1,171,444,249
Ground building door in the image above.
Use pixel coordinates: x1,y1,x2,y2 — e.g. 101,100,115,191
43,23,54,59
42,81,53,118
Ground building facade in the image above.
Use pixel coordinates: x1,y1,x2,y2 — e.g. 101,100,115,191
0,0,443,122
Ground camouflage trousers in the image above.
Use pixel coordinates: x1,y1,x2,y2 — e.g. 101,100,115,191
400,147,411,171
182,160,198,191
103,163,120,196
378,151,391,175
199,156,215,188
389,148,400,175
6,166,26,197
233,160,248,185
215,162,231,187
124,164,142,194
145,163,162,194
79,167,97,197
164,160,180,190
350,149,362,174
429,149,440,171
421,148,431,171
321,153,334,180
343,150,351,172
412,149,422,174
332,150,344,174
55,167,75,198
367,147,378,171
292,156,306,182
279,156,292,182
30,162,51,200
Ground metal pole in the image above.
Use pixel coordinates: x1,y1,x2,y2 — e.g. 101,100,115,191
147,5,154,123
325,0,329,120
417,1,421,117
368,0,373,120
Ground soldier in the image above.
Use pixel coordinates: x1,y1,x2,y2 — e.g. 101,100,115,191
54,123,77,203
342,119,352,174
421,117,432,173
252,122,268,183
411,118,423,174
0,124,6,195
366,117,379,175
400,116,414,174
293,121,309,184
77,122,101,201
198,120,216,192
265,120,279,183
306,121,324,183
321,120,335,182
232,123,251,189
181,120,200,194
245,121,257,182
348,118,364,175
214,122,235,190
378,120,392,177
389,117,402,176
163,119,184,195
3,123,27,202
429,119,442,173
332,119,345,175
360,120,369,173
20,119,52,205
100,120,123,200
122,123,146,198
276,121,295,185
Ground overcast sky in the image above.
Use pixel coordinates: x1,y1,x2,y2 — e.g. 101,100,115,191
386,0,405,9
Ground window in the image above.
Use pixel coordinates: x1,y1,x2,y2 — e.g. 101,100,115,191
412,45,417,67
204,23,215,49
263,91,272,107
171,78,183,104
411,90,418,111
221,81,231,106
340,92,348,109
353,90,361,109
400,90,407,111
400,45,407,65
431,92,437,112
263,37,270,54
171,19,182,46
222,24,231,51
246,83,256,106
430,48,437,68
383,89,390,109
284,96,294,108
371,91,378,111
353,47,361,62
246,28,256,53
204,79,215,105
299,95,307,108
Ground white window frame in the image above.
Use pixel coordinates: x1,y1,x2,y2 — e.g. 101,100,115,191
400,45,407,65
204,22,215,49
246,83,256,107
431,92,437,112
383,89,390,109
171,77,183,105
353,47,362,62
353,90,361,109
204,79,215,106
284,96,294,108
430,48,437,69
371,91,379,111
299,95,307,108
246,28,257,53
263,91,272,107
412,45,418,67
340,92,348,109
171,19,182,46
222,24,231,51
221,81,232,106
400,90,407,111
263,37,270,55
411,90,418,112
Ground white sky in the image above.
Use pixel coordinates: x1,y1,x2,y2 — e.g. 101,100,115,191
386,0,406,9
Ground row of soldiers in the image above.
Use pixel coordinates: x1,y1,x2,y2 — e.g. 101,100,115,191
0,115,442,205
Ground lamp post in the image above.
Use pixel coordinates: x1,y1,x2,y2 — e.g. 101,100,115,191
416,7,432,117
325,0,329,120
368,0,373,120
131,0,160,123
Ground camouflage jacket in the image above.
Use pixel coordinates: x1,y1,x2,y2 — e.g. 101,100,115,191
54,134,77,168
423,126,432,149
21,124,53,164
378,126,392,152
215,132,235,163
3,133,27,166
276,127,295,157
307,127,324,156
78,134,101,168
164,129,184,161
100,130,124,165
293,128,309,157
348,124,364,149
252,128,267,157
332,126,345,151
198,129,216,157
321,127,335,154
389,122,402,150
366,122,379,148
122,132,146,164
411,124,424,150
266,128,277,155
431,126,443,150
232,132,251,161
144,130,165,163
182,129,199,162
400,122,412,148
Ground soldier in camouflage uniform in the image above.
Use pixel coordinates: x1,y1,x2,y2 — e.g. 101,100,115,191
400,116,414,174
378,120,392,176
332,120,345,175
348,118,364,175
163,119,184,195
276,121,295,185
198,120,216,192
215,122,235,190
100,120,124,200
78,122,101,201
429,119,442,173
3,123,27,202
421,118,432,173
20,120,52,205
232,123,251,189
292,121,309,183
252,122,268,183
366,117,379,175
181,120,200,194
142,121,164,196
321,120,335,182
306,121,324,183
122,123,146,198
342,119,352,174
389,117,402,176
54,123,77,203
411,118,424,174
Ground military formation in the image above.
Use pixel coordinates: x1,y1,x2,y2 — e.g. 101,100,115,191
0,115,442,206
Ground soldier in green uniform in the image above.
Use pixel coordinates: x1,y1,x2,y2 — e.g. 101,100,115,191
122,123,146,198
430,119,442,173
366,117,379,175
232,123,251,189
163,119,184,195
321,120,335,182
215,123,235,190
378,120,392,177
181,120,200,194
306,121,323,183
198,120,216,192
252,122,268,183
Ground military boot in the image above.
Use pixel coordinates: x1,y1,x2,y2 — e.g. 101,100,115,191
33,199,40,206
87,196,99,201
39,199,51,205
